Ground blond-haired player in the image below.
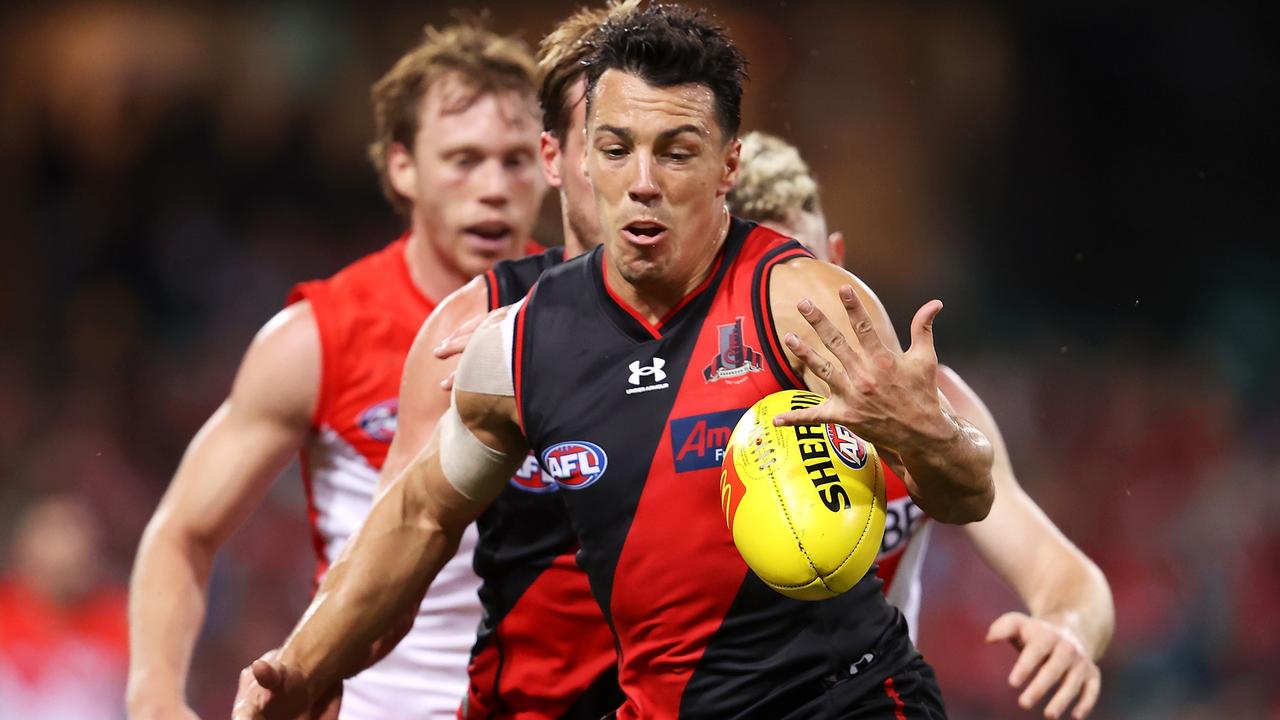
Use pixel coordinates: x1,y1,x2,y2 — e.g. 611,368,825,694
728,130,1113,720
127,23,545,720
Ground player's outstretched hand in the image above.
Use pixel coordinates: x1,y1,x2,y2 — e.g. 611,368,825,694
772,285,953,455
231,651,328,720
986,611,1101,720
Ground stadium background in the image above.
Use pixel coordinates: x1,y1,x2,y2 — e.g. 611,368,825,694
0,1,1276,717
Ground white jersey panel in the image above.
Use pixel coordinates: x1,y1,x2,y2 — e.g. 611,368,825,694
882,522,931,644
307,426,482,719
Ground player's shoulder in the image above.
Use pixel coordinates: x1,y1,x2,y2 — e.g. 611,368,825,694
229,300,320,423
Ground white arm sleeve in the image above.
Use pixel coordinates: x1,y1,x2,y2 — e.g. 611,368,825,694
440,302,524,502
453,298,522,396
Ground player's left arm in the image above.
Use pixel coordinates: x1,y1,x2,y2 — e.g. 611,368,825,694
379,275,489,491
770,258,994,524
940,366,1112,719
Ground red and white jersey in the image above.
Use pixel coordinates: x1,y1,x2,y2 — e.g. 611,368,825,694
288,236,480,720
874,462,931,642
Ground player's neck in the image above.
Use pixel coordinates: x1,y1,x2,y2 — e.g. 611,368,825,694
402,225,469,304
561,216,588,259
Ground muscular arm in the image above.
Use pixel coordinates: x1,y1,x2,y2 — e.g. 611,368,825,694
942,367,1113,658
940,367,1111,718
770,258,994,524
127,303,319,718
234,318,527,719
380,276,488,488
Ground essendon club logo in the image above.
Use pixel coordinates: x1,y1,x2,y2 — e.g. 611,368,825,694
703,317,762,383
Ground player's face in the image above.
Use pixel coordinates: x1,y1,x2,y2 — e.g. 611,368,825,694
409,75,545,279
586,70,739,287
541,77,601,250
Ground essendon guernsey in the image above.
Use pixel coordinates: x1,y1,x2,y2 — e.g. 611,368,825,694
464,245,623,720
513,219,936,718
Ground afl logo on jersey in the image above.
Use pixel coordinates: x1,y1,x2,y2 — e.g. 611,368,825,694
358,399,398,442
541,441,608,490
509,453,557,493
825,423,869,469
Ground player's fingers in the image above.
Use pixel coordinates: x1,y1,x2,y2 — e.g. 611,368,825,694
433,314,485,359
251,659,283,691
440,370,457,391
796,299,862,371
837,285,888,355
783,330,852,392
771,400,841,428
1042,662,1088,720
986,611,1028,648
907,300,943,360
1008,633,1053,688
1071,671,1101,719
1019,642,1076,711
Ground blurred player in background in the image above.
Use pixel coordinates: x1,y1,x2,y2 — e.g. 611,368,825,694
126,23,546,720
0,495,128,719
234,5,996,718
375,3,637,717
728,130,1114,720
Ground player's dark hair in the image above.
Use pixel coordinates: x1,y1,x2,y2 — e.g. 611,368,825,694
583,3,748,140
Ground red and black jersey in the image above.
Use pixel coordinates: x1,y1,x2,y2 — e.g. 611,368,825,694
513,219,924,719
464,245,623,720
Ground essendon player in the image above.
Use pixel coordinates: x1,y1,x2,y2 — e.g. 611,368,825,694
236,6,996,720
374,4,638,718
729,131,1111,719
128,24,546,720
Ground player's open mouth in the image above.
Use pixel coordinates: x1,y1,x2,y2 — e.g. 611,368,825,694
464,221,513,250
622,220,668,246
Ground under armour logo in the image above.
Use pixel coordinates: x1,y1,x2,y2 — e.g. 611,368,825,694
628,358,667,385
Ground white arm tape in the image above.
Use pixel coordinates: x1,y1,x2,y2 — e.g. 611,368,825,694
438,403,512,504
453,298,521,396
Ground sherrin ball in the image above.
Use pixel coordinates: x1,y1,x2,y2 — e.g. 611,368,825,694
720,390,886,601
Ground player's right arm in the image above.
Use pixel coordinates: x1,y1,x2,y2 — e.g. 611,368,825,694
126,303,320,720
233,314,525,720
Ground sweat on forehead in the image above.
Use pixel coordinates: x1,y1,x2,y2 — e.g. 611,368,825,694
581,3,748,139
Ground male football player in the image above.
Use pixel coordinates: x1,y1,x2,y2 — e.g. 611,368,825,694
376,4,637,717
127,23,545,720
235,5,996,718
728,130,1112,720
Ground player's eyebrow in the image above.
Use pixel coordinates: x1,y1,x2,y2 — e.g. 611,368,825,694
657,124,706,141
595,124,633,142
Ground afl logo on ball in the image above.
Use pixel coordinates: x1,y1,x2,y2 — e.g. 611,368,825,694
825,423,869,469
358,399,398,442
541,441,608,490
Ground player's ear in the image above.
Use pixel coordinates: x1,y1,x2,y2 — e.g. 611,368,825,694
717,137,742,197
387,142,418,205
539,131,564,189
827,231,846,265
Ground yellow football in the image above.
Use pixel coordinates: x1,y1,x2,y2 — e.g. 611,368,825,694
720,390,886,601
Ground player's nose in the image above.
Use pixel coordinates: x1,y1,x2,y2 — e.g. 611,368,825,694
627,154,661,205
477,158,511,207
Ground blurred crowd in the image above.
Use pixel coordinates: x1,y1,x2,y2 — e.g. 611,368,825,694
0,2,1275,719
